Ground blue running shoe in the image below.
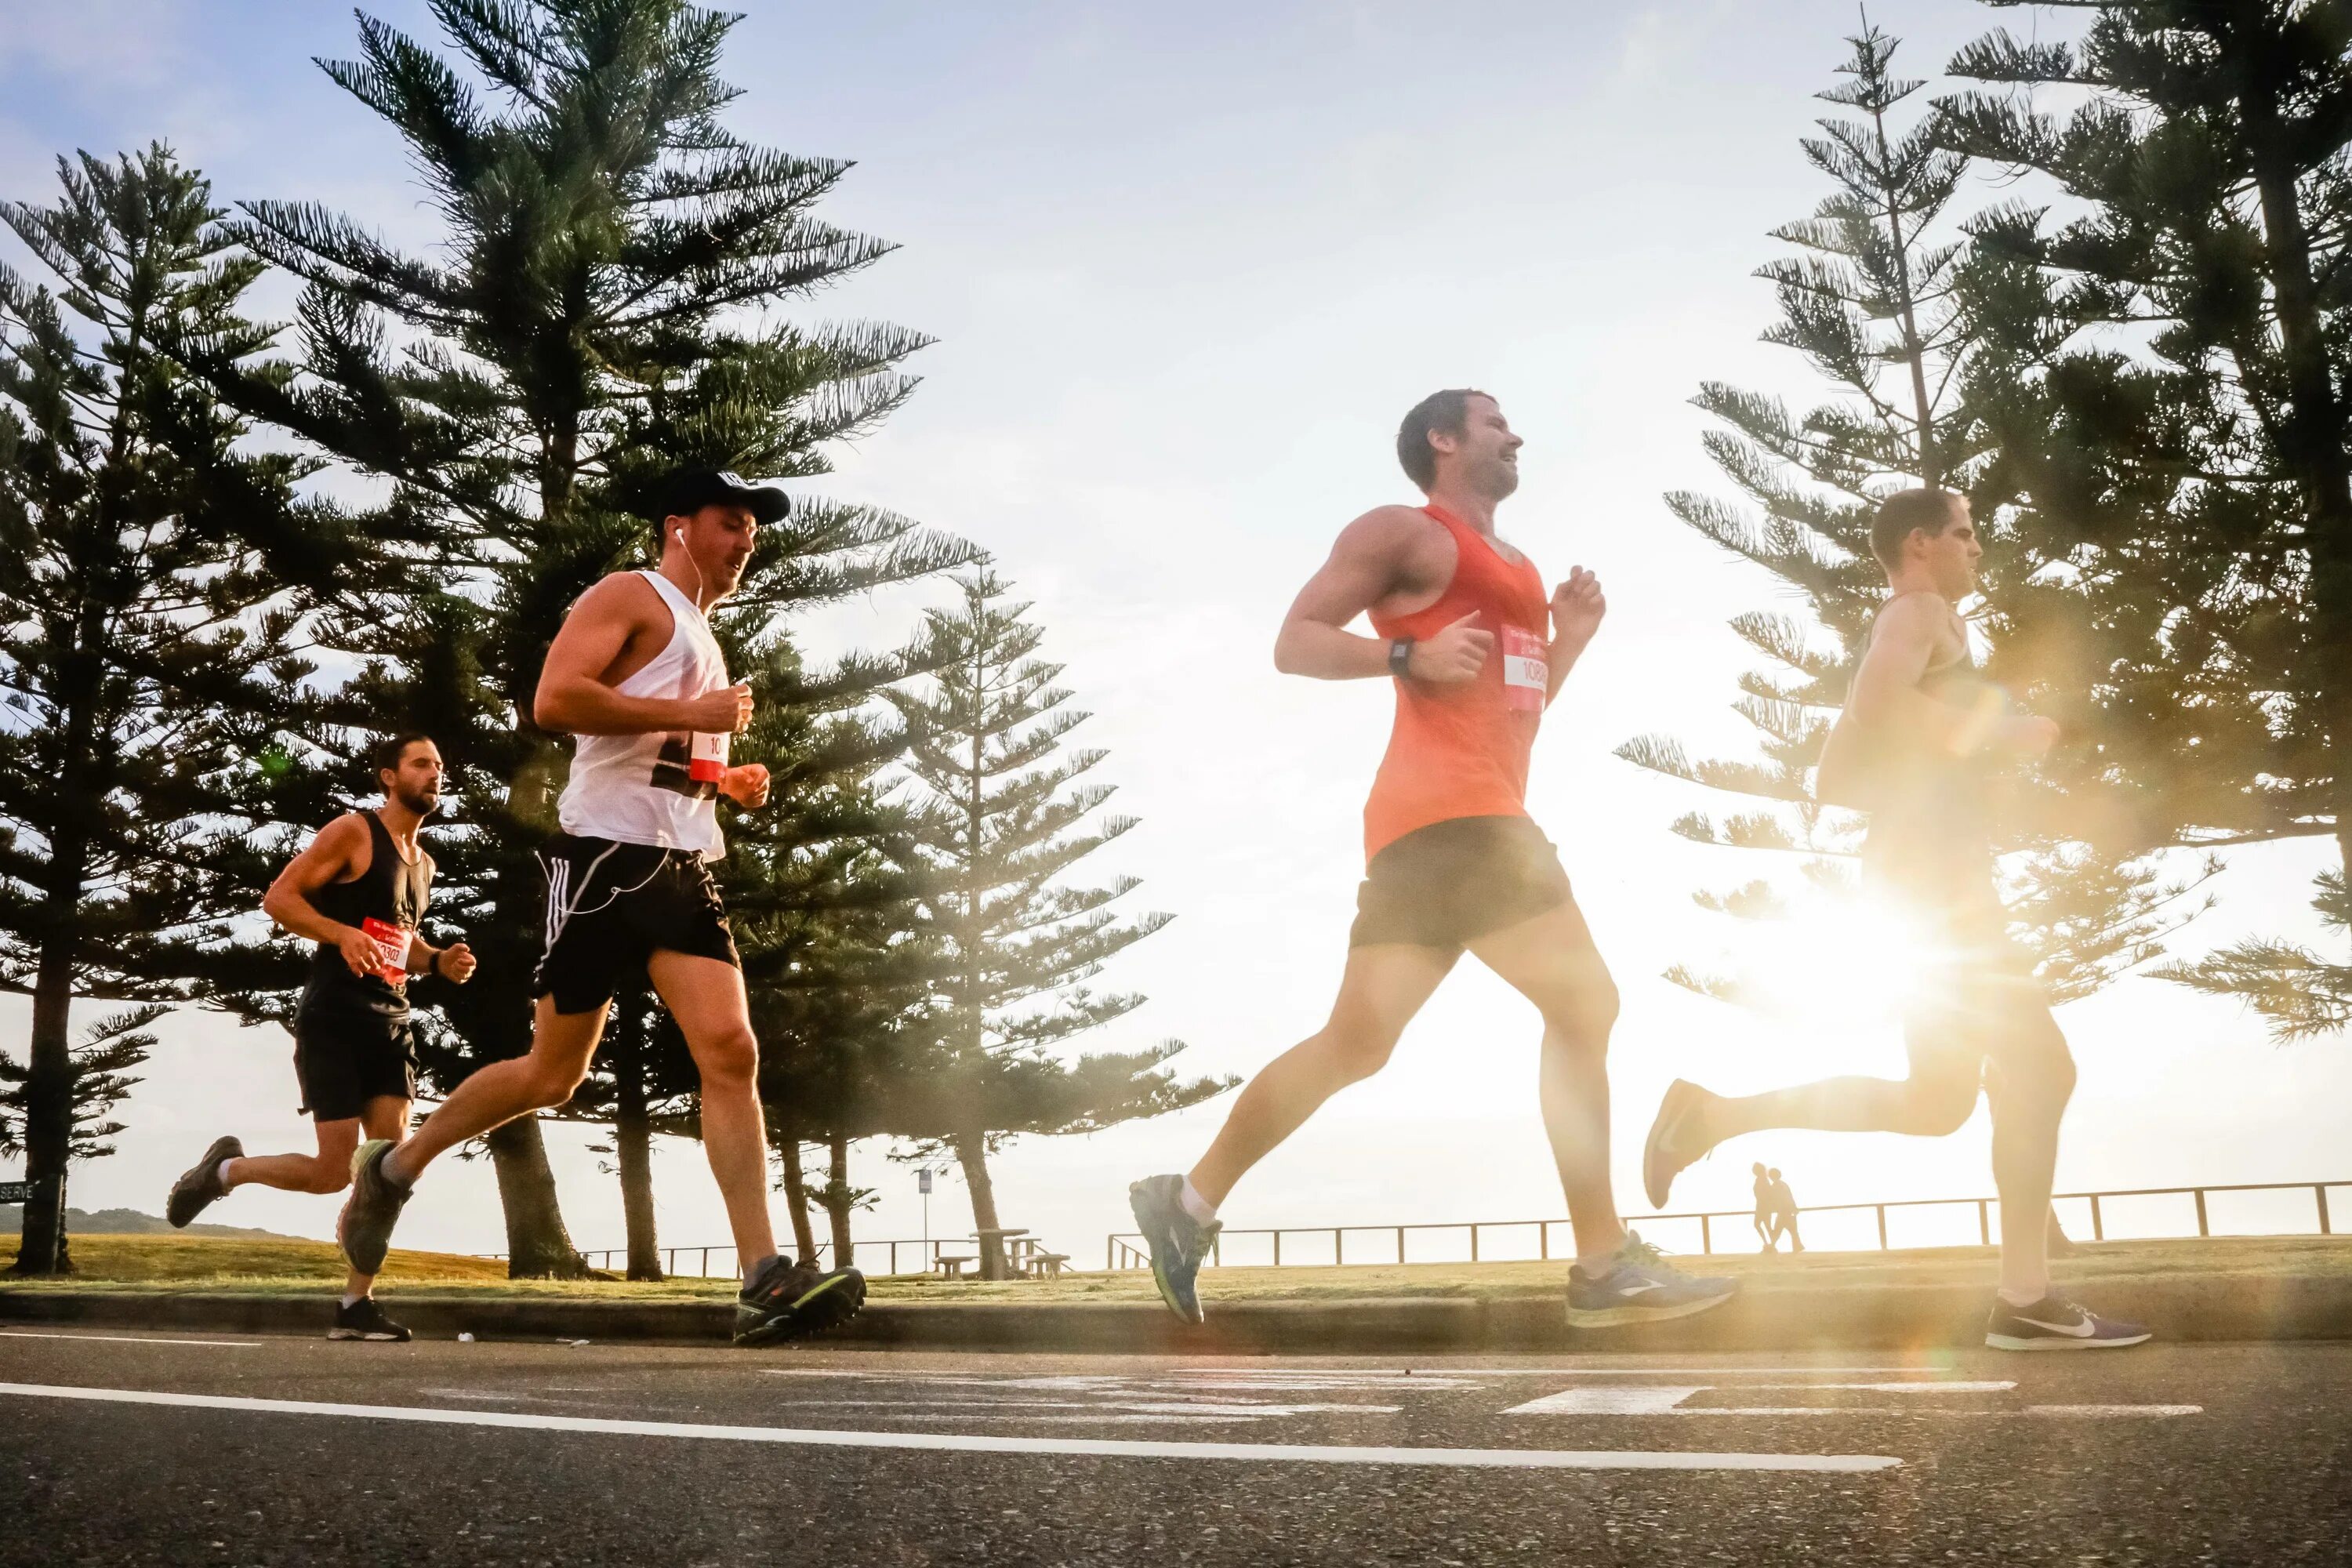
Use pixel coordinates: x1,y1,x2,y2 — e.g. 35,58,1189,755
1566,1231,1739,1329
1985,1290,2150,1351
1129,1174,1218,1324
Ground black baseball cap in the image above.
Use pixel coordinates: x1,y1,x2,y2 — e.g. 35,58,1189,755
648,467,790,524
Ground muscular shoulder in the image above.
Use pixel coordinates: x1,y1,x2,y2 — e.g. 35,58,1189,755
570,570,662,624
1873,590,1956,644
1330,503,1446,575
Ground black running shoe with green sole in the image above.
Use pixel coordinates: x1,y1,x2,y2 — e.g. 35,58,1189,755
337,1138,412,1276
167,1135,243,1229
328,1297,412,1342
733,1257,867,1348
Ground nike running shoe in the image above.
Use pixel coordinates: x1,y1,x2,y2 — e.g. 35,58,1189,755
337,1138,413,1276
732,1256,867,1348
1129,1174,1219,1324
1641,1079,1708,1210
1984,1290,2151,1351
328,1297,412,1343
1566,1231,1740,1328
166,1135,243,1228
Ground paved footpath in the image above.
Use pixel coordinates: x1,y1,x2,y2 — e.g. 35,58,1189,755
2,1328,2347,1565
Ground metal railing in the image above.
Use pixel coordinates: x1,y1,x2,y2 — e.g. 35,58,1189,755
1106,1178,2350,1272
483,1236,980,1279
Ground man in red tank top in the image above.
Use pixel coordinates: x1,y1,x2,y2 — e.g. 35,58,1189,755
1130,390,1736,1328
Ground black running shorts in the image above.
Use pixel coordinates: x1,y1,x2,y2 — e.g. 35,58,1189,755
1864,822,2058,1083
532,832,739,1015
292,1008,418,1123
1348,815,1573,951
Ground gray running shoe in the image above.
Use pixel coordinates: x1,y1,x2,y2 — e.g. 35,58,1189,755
328,1297,412,1342
337,1138,412,1276
167,1135,243,1228
1129,1174,1218,1324
1566,1232,1740,1329
733,1256,866,1348
1642,1079,1708,1210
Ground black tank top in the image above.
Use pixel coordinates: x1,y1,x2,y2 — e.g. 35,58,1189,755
299,812,434,1019
1863,599,1998,855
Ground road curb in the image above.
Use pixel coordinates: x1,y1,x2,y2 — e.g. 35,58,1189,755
5,1273,2347,1351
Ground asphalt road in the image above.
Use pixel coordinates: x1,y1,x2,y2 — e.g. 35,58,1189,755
2,1327,2347,1566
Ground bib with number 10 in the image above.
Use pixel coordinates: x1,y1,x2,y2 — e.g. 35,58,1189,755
1501,626,1548,711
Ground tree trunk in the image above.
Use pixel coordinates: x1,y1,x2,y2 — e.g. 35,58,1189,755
2245,89,2352,891
777,1131,818,1265
612,1018,662,1282
10,947,79,1276
824,1131,855,1268
952,1128,1004,1280
487,1115,588,1279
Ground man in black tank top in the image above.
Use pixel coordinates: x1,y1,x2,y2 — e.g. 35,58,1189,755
165,734,475,1342
1639,489,2151,1351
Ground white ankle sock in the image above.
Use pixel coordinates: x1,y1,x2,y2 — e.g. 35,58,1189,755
1177,1177,1218,1225
215,1157,241,1191
340,1292,366,1309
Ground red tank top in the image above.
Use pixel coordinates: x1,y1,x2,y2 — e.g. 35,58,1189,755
1362,504,1551,861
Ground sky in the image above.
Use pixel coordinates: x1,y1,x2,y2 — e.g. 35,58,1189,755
2,1,2344,1273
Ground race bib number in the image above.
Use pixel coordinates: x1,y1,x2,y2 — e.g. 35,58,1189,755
1501,627,1548,711
360,916,411,988
689,728,730,786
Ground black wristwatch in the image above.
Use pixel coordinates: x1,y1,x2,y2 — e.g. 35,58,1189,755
1388,637,1415,680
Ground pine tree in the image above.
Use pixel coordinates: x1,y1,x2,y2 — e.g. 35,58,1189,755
889,572,1232,1279
0,147,354,1274
1936,1,2352,1039
203,0,970,1272
1620,20,2206,1020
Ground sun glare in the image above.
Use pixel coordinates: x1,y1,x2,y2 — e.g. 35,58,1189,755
1727,891,1944,1033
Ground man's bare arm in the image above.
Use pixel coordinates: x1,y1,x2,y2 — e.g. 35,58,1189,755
1849,594,2049,756
262,815,385,978
533,575,747,736
1273,508,1490,684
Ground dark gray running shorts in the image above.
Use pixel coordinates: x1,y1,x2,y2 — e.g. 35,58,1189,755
1348,815,1572,951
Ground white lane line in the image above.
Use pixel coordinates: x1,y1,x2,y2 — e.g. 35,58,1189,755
0,1382,1899,1473
1506,1387,2198,1419
762,1365,1932,1380
0,1330,259,1348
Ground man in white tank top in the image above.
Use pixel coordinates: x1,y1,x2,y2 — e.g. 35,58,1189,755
334,469,866,1346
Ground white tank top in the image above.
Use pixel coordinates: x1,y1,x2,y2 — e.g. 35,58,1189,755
556,570,731,858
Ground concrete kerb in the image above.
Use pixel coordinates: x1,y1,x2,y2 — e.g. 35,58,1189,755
4,1272,2348,1350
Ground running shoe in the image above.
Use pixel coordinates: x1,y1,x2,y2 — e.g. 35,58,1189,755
1129,1174,1218,1324
166,1135,243,1228
1641,1079,1708,1210
328,1297,412,1343
1984,1290,2151,1351
337,1138,413,1276
1566,1231,1740,1329
732,1256,867,1348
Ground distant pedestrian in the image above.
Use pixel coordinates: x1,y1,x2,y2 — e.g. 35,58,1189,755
1768,1167,1804,1254
1751,1163,1778,1252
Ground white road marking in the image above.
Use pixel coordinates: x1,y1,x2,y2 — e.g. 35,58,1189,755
1511,1385,2010,1416
0,1381,1900,1473
1507,1386,2198,1419
762,1364,1931,1381
0,1330,258,1348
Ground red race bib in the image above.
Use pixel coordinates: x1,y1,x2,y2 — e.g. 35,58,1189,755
1501,627,1548,712
361,917,410,987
